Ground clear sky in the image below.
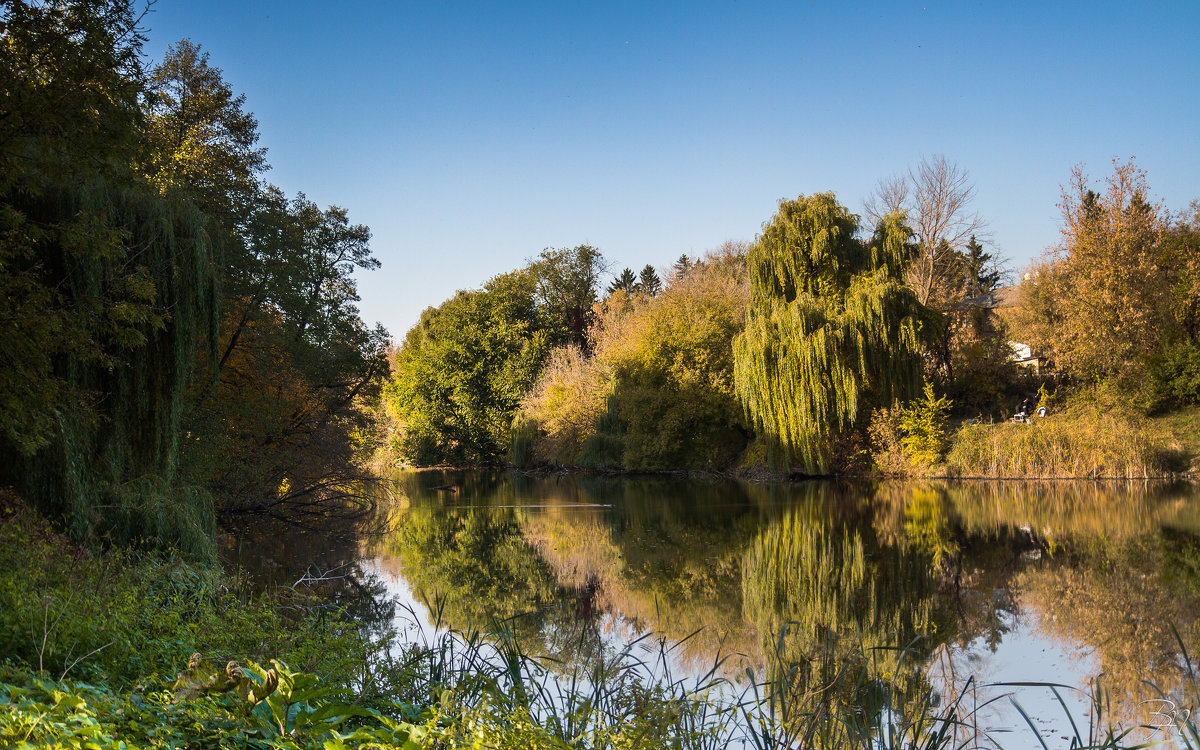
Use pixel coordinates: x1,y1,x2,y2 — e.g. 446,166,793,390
140,1,1200,340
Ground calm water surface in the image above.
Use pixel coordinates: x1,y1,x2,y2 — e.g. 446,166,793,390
228,472,1200,747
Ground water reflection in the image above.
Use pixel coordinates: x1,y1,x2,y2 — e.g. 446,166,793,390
232,471,1200,740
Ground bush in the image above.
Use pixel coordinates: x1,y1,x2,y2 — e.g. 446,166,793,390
522,246,749,470
1152,341,1200,409
898,382,952,466
867,407,908,475
0,494,368,690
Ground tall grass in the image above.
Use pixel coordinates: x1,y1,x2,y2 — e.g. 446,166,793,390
945,412,1166,478
374,601,984,750
377,602,1200,750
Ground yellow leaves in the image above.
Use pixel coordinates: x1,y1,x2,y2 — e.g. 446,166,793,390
523,258,749,467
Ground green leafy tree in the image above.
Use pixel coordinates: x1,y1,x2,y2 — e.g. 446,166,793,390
733,193,929,472
138,40,389,516
387,271,549,464
387,247,606,465
528,244,604,351
0,0,221,552
143,39,267,228
182,192,388,514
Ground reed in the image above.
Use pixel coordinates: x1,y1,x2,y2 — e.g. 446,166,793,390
945,411,1166,478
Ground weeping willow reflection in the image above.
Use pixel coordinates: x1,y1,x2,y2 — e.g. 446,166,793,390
366,470,1200,729
735,494,959,744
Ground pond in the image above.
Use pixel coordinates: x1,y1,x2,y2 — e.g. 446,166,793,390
225,471,1200,748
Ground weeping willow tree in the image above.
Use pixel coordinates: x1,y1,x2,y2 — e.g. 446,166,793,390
741,504,945,739
0,0,220,558
2,183,220,558
733,193,929,472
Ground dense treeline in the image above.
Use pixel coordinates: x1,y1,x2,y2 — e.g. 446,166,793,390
384,189,1014,474
383,245,602,464
385,157,1198,476
0,1,387,556
525,243,749,470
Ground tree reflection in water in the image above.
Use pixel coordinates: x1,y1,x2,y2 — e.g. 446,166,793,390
239,469,1200,734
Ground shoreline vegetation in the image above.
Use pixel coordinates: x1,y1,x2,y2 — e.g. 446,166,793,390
7,487,1200,750
403,402,1200,481
381,174,1200,483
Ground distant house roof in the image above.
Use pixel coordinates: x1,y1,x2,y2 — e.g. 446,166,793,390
994,285,1021,309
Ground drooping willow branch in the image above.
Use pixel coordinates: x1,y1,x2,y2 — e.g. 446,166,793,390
734,194,931,472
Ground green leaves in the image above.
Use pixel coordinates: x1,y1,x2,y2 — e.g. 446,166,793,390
898,382,952,466
734,194,928,472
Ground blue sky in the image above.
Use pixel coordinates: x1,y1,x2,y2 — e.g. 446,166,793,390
141,1,1200,339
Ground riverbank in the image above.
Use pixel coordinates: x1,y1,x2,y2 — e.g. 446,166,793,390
494,405,1200,481
9,480,1200,748
0,491,953,749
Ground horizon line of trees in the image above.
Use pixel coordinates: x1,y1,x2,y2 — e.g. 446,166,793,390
385,156,1198,474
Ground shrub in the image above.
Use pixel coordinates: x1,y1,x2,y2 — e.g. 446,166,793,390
522,246,749,470
0,494,368,690
518,345,610,464
1152,341,1200,408
867,407,908,475
898,382,952,466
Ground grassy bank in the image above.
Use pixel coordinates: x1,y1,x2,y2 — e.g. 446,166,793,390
943,412,1171,479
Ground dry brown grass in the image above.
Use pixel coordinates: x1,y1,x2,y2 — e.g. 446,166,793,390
944,411,1168,478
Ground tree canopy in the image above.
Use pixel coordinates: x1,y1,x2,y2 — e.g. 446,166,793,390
733,193,929,472
0,3,388,552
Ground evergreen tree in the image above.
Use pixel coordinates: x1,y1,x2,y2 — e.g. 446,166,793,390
733,194,929,472
638,264,662,296
960,235,1001,301
607,267,638,296
673,254,692,278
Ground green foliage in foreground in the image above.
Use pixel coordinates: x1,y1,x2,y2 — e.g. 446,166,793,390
0,663,430,750
4,495,1198,749
0,498,367,692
